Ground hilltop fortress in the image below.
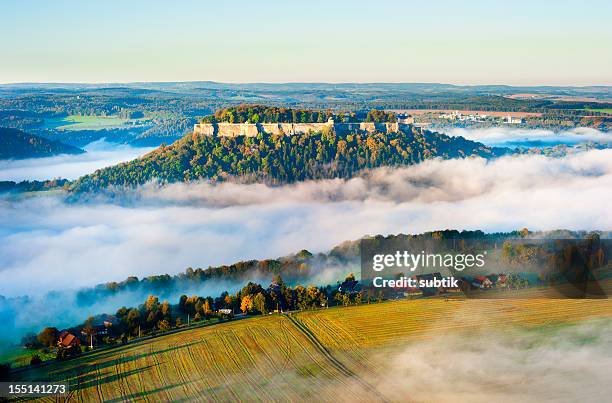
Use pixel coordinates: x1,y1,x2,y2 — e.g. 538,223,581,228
194,117,415,137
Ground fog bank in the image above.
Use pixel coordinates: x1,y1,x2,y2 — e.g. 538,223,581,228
1,149,610,298
376,317,612,402
443,126,611,147
0,139,154,181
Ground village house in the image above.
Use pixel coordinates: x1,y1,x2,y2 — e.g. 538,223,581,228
473,276,493,289
58,330,80,349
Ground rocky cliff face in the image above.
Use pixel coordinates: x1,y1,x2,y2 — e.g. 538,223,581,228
193,121,409,137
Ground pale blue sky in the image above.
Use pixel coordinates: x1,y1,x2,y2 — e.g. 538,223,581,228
1,0,610,85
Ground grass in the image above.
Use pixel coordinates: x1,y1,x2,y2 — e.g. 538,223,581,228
41,115,132,131
582,108,612,115
0,348,55,368
10,297,612,402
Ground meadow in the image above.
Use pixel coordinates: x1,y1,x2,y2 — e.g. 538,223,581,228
584,108,612,115
41,115,132,131
11,297,612,402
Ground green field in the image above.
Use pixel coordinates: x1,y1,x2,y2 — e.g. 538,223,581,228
0,349,54,369
11,298,611,402
42,115,131,131
583,108,612,115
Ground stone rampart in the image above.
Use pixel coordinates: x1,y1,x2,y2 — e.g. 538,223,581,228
194,121,408,137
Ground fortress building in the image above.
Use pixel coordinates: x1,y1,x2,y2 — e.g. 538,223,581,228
193,117,413,137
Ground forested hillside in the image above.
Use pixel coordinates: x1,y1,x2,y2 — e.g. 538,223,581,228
0,127,83,159
201,104,343,123
70,126,505,191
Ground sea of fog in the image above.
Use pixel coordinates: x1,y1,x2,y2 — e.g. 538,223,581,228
0,129,611,340
0,139,155,181
442,126,611,148
1,147,611,297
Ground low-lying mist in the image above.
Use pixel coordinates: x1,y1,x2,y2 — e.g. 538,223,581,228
0,139,155,181
373,318,612,402
443,126,611,148
2,149,610,297
0,257,356,346
0,146,611,345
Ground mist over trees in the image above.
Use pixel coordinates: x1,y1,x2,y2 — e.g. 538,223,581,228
70,125,503,192
0,128,83,159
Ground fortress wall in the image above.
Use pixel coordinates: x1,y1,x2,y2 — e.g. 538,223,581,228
260,123,282,135
362,122,377,133
217,123,243,137
335,123,362,134
291,122,331,134
193,121,410,137
278,123,294,134
194,123,215,136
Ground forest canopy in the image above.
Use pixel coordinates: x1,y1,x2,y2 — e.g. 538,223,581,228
70,126,504,192
200,105,354,124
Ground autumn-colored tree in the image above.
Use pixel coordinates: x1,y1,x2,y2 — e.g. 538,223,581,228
145,295,159,312
37,327,59,348
157,320,171,332
240,295,253,314
161,301,171,321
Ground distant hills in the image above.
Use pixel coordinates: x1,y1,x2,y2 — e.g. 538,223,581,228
0,127,83,159
70,124,506,192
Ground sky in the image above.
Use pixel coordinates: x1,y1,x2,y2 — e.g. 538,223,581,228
1,0,611,86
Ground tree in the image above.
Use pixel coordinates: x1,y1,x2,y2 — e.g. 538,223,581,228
161,301,171,321
253,292,267,314
195,300,203,316
178,295,188,313
21,332,40,349
203,299,212,317
145,295,159,312
37,327,59,348
158,320,171,332
147,311,158,328
82,316,95,347
127,309,141,335
240,295,253,314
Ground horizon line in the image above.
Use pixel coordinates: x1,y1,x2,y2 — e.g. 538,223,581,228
0,80,611,89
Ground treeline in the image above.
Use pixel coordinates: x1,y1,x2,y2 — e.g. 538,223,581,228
365,109,397,122
71,231,526,310
15,229,607,365
0,128,84,159
70,125,504,192
74,249,328,307
370,96,555,113
200,105,345,124
27,273,365,357
0,179,69,193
